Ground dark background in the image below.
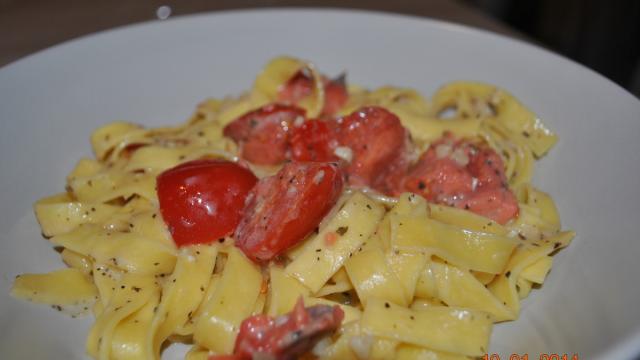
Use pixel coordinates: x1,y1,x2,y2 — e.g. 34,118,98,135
1,0,639,97
467,0,640,97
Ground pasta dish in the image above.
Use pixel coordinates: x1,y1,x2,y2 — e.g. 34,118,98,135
11,56,574,360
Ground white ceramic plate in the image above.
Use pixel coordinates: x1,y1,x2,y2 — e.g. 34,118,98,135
1,8,639,360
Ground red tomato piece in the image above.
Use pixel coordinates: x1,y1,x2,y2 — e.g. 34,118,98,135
321,75,349,116
289,120,339,162
334,106,411,194
455,187,519,225
375,150,412,197
278,70,314,104
220,298,344,360
157,159,258,247
466,146,508,188
223,104,306,165
403,133,519,224
278,70,349,116
235,162,344,262
404,157,474,203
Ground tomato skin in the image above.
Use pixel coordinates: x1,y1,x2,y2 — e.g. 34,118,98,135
278,70,349,116
230,298,344,360
289,120,339,162
278,70,314,105
321,76,349,116
223,104,306,165
456,187,519,225
466,146,508,188
235,162,344,262
157,160,258,247
403,133,519,224
335,106,411,194
404,157,474,202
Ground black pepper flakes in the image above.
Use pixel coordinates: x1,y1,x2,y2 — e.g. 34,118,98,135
505,271,511,278
336,226,348,236
384,302,390,308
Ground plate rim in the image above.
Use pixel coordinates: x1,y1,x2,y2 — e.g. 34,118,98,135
1,7,639,107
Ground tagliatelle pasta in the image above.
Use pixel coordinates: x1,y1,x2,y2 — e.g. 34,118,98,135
11,56,574,359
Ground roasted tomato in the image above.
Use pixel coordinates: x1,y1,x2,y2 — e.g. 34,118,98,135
466,146,508,188
278,70,349,116
404,156,474,202
320,74,348,116
223,104,306,165
208,298,344,360
458,187,519,225
334,106,411,194
278,70,314,104
289,120,339,162
235,162,344,262
157,159,258,247
404,133,518,224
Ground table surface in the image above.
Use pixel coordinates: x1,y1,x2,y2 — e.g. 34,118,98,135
0,0,525,68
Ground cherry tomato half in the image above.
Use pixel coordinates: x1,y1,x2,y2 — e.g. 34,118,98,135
278,70,349,116
208,298,344,360
235,162,344,262
404,133,519,224
457,187,519,225
289,119,339,162
334,106,411,194
223,104,306,165
157,159,258,247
